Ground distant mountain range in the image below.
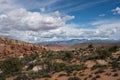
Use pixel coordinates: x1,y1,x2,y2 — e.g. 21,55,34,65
38,39,120,44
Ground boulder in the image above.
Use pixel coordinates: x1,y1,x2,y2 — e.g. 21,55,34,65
32,65,42,72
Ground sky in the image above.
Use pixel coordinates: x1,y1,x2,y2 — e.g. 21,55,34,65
0,0,120,43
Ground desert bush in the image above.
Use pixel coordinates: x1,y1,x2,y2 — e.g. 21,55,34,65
0,61,2,69
0,73,6,80
58,73,67,77
58,51,74,61
87,44,94,52
105,73,111,76
79,73,85,76
22,53,39,64
91,64,106,70
65,64,86,73
84,77,88,80
112,73,119,77
42,51,56,59
53,63,66,72
1,58,22,74
111,69,117,72
42,73,51,78
91,77,96,80
83,55,98,61
95,75,101,78
96,48,111,59
68,76,81,80
94,68,105,74
111,60,119,68
88,74,92,78
109,45,118,52
14,73,30,80
27,71,41,79
88,44,94,48
73,72,77,76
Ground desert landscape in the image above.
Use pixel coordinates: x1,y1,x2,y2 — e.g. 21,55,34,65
0,37,120,80
0,0,120,80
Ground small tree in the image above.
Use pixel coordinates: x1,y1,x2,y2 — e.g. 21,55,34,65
88,44,94,48
60,51,74,62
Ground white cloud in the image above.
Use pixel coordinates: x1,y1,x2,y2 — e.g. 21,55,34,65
0,0,75,42
0,0,120,43
4,19,119,43
99,14,105,16
0,8,74,32
91,20,120,39
63,0,108,13
0,0,19,13
63,15,75,22
112,7,120,14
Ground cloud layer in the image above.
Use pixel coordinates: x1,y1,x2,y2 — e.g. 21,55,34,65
0,0,120,43
0,8,75,31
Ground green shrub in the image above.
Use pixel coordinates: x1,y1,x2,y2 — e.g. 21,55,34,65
42,73,51,78
94,68,105,74
58,73,67,77
79,73,85,76
0,73,6,80
112,73,119,77
83,55,98,61
59,51,74,61
68,76,81,80
22,53,39,64
65,64,86,73
14,73,30,80
53,63,66,72
1,58,22,74
111,61,119,68
96,48,111,59
95,75,100,78
105,73,111,76
73,72,77,76
88,74,92,78
109,46,118,52
84,77,87,80
88,44,94,48
91,64,106,70
28,71,41,79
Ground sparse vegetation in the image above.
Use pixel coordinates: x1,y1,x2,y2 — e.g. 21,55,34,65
1,58,22,74
94,68,105,74
0,38,120,80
